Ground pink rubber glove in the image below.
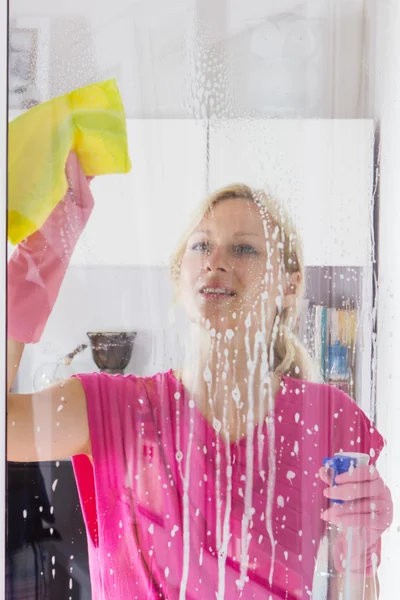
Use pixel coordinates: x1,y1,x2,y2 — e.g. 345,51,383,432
319,464,393,574
8,151,94,343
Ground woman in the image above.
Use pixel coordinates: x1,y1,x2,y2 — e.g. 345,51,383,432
7,180,392,599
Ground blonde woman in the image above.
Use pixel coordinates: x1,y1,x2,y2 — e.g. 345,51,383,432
7,182,392,599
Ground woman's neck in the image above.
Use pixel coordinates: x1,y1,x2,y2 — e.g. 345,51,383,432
175,327,281,440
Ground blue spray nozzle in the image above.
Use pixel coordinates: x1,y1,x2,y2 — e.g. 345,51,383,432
323,455,359,504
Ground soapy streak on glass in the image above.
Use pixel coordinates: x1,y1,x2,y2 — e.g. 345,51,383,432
185,212,282,596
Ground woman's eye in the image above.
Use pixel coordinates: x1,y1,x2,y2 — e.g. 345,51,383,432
234,244,258,255
191,241,210,252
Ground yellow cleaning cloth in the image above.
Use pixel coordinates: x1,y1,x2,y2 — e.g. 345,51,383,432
8,79,131,244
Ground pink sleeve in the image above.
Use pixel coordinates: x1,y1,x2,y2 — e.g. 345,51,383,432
75,371,149,475
330,388,385,465
71,372,149,547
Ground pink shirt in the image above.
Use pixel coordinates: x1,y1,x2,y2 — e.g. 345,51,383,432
71,370,384,599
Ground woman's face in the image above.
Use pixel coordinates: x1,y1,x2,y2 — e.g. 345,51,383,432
178,198,286,332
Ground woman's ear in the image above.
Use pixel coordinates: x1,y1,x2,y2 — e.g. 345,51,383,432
283,271,302,310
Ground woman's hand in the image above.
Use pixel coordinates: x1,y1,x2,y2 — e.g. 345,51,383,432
319,464,393,573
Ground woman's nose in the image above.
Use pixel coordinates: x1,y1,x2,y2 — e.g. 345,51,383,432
205,246,230,272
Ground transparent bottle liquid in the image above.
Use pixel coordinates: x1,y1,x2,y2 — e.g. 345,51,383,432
312,452,370,600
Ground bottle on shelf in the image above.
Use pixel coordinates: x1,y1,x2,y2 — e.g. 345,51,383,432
326,340,350,395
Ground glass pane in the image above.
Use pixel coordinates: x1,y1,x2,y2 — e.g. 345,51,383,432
6,2,398,599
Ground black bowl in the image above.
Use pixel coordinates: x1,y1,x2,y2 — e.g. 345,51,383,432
87,331,137,375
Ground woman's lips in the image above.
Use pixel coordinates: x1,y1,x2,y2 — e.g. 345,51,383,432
199,287,236,300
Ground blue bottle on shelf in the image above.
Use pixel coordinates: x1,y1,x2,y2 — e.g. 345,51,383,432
326,340,350,395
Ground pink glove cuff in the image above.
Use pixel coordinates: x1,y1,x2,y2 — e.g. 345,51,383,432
8,151,94,343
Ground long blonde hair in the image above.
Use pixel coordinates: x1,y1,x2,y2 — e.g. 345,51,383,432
169,183,317,382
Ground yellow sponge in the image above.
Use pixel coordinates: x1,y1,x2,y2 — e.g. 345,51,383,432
8,79,131,244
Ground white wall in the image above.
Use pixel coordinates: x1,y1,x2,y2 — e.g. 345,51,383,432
71,119,207,266
69,119,374,268
16,265,180,394
208,119,374,266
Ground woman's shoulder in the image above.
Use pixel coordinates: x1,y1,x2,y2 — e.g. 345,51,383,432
74,368,176,408
280,374,384,460
281,374,354,405
280,374,368,425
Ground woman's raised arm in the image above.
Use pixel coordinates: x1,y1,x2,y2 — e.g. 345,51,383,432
7,152,95,462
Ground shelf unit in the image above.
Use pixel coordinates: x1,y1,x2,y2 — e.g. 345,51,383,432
301,265,374,418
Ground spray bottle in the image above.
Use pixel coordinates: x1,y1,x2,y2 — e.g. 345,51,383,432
312,451,370,599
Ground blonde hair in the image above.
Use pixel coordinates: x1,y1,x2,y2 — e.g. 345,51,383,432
169,183,317,382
